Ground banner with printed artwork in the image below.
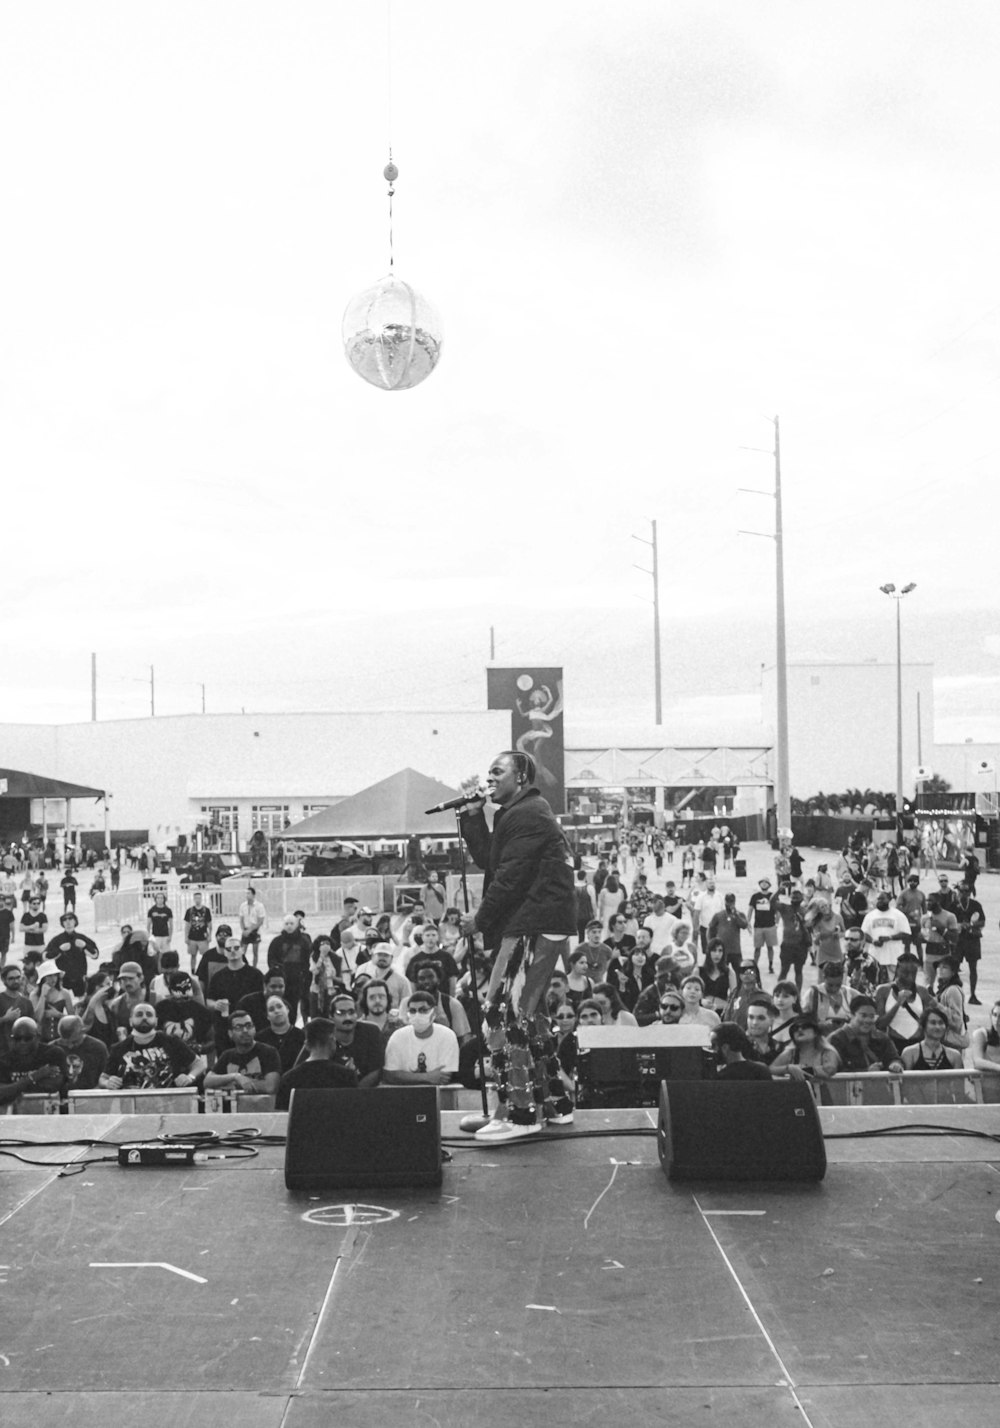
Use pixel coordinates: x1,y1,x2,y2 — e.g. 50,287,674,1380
486,666,565,813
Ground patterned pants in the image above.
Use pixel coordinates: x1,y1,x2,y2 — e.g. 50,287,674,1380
484,933,573,1125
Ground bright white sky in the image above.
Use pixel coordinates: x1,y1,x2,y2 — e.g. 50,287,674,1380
1,1,998,728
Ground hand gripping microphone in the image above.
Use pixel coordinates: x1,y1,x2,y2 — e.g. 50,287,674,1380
424,787,486,815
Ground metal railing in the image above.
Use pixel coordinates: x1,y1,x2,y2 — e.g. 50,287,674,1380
821,1068,983,1106
93,873,485,932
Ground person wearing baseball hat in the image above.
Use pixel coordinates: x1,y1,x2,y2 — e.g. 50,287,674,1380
748,878,778,974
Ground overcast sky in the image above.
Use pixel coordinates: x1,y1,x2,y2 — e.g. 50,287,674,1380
1,1,998,733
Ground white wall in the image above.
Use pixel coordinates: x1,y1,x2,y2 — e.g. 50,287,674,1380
762,661,935,797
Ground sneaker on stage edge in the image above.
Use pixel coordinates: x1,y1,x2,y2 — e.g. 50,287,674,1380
545,1112,574,1125
474,1120,541,1143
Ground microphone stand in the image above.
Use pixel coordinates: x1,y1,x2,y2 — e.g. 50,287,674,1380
453,807,492,1132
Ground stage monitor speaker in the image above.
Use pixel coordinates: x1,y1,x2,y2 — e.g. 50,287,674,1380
657,1079,826,1182
285,1087,442,1190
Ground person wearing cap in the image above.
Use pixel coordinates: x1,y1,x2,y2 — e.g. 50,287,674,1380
828,995,904,1074
708,893,748,973
382,986,460,1088
896,874,927,966
0,1016,68,1105
724,961,766,1029
801,962,853,1035
931,957,970,1051
45,912,100,998
194,923,232,997
156,972,216,1057
55,1014,108,1090
632,953,680,1026
770,1015,840,1083
101,1002,205,1090
354,941,411,1008
19,893,48,950
28,961,76,1042
748,878,779,974
111,922,156,988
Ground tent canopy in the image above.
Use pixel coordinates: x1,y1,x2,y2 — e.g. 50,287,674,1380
281,768,463,840
0,766,106,800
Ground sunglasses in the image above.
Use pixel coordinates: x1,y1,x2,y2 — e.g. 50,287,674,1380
660,1002,683,1012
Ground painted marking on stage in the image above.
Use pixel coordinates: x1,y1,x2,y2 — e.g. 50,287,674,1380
583,1159,622,1229
90,1262,207,1283
301,1203,400,1227
693,1194,817,1428
702,1210,767,1216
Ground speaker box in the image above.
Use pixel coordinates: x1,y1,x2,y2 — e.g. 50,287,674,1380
657,1079,826,1182
285,1087,442,1190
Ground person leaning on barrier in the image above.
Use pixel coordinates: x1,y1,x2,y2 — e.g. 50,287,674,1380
0,1016,68,1104
203,1008,280,1097
770,1014,840,1082
967,1000,1000,1103
101,1002,205,1090
899,1005,964,1073
55,1014,108,1090
828,995,904,1074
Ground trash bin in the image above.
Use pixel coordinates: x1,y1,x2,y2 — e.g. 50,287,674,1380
734,858,747,878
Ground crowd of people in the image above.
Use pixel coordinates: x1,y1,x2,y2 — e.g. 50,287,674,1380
1,819,998,1114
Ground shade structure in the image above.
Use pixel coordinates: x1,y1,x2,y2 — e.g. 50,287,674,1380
281,768,462,841
0,766,106,800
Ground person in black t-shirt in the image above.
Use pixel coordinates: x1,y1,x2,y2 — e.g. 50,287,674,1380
204,1009,280,1096
0,1017,68,1104
46,913,100,997
257,995,306,1073
712,1022,773,1080
156,973,215,1055
275,1018,359,1110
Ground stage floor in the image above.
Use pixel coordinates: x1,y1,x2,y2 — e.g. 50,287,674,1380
1,1106,999,1427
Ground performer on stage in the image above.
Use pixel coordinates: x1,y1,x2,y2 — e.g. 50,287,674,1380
460,750,576,1142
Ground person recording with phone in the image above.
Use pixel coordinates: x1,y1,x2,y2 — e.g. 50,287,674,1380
457,750,576,1142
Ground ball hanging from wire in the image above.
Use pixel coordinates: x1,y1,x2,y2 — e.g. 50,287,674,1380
342,158,443,392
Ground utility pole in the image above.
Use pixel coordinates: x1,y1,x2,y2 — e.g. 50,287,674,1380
632,518,662,724
489,625,495,660
879,582,917,837
91,652,97,721
738,415,790,837
150,665,155,718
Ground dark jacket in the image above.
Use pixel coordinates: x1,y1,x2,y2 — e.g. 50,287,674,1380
460,789,575,947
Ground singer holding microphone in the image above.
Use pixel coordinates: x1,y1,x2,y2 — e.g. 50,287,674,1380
454,750,576,1142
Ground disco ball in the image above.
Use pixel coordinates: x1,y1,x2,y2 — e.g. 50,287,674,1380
342,274,443,391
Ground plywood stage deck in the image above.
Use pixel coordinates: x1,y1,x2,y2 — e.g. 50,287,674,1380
1,1105,998,1427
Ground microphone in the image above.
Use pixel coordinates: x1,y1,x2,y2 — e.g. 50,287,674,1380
425,788,486,815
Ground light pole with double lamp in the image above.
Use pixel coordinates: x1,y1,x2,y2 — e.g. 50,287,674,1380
879,582,917,838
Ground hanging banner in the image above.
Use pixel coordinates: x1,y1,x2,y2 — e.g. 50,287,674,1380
487,667,565,814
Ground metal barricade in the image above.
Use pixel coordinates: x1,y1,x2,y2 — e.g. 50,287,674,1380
68,1087,200,1115
821,1069,983,1107
94,877,390,931
3,1093,60,1116
203,1090,275,1114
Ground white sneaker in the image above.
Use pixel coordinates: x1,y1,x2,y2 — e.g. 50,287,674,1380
545,1112,574,1125
474,1120,541,1143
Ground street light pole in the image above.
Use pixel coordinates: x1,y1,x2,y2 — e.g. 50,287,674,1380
879,582,917,836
